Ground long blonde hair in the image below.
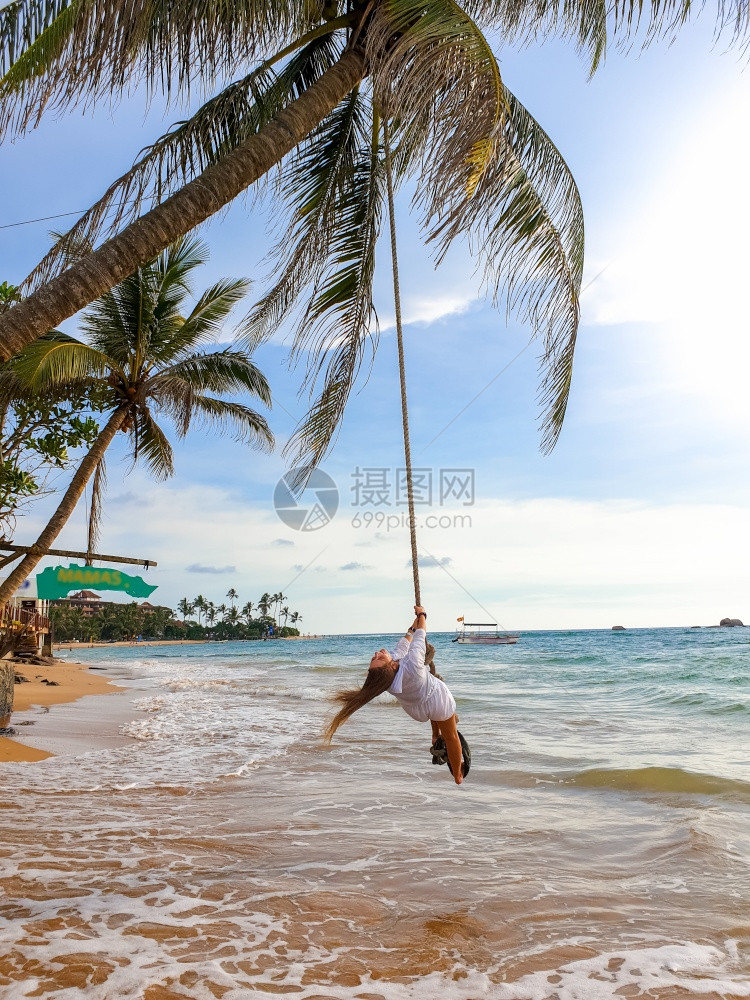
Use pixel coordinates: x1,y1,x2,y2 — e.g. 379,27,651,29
324,665,397,742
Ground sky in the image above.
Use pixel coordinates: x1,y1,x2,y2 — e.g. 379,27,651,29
1,10,749,633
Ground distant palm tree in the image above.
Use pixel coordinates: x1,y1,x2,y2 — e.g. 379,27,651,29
115,602,144,640
62,607,88,641
281,606,290,627
148,606,174,639
194,594,208,626
177,597,195,621
205,603,217,628
241,601,254,625
216,603,228,621
0,237,273,604
258,593,271,617
225,606,240,628
226,588,239,608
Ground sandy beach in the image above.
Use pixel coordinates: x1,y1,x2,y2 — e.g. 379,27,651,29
51,637,323,651
0,658,124,763
52,639,209,650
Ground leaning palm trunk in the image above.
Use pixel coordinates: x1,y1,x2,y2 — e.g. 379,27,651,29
0,406,129,603
0,49,367,363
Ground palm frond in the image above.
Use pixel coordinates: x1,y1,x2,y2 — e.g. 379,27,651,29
20,32,344,293
423,85,584,453
0,0,326,141
79,235,211,372
86,455,106,558
367,0,507,201
10,332,113,392
154,349,272,404
608,0,750,49
463,0,750,73
179,394,274,450
171,278,251,350
0,0,81,135
132,410,174,481
0,0,73,75
80,269,158,369
239,85,369,351
462,0,609,74
284,107,383,476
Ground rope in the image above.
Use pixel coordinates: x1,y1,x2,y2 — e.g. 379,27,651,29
383,119,420,607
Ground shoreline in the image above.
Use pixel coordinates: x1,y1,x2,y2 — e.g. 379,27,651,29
0,657,125,763
1,635,328,763
52,636,326,650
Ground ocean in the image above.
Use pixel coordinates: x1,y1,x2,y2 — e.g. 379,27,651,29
1,627,749,999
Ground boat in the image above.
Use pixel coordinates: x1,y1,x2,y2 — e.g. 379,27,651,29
452,621,520,644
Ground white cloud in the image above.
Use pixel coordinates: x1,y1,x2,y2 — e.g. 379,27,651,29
25,478,748,633
185,564,236,574
380,291,476,332
581,76,750,430
414,554,452,568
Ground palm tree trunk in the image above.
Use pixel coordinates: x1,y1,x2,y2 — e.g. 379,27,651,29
0,406,129,604
0,48,367,363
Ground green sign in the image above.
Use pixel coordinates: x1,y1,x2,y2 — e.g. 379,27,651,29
36,564,158,601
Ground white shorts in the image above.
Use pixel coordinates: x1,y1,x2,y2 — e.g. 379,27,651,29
399,679,456,723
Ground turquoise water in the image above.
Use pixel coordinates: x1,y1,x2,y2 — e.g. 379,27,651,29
1,626,749,998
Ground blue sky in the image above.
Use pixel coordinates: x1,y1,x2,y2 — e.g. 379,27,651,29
2,12,749,632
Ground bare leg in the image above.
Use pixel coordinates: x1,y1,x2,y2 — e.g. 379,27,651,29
437,714,463,785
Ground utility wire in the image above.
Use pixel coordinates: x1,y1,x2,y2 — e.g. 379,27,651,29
0,196,147,231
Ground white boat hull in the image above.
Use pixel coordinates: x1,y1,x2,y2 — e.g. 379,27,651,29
455,634,519,644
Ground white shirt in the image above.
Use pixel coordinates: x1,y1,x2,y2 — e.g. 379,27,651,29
387,628,456,723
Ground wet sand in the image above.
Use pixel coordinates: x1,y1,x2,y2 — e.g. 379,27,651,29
53,639,209,650
53,637,322,651
0,658,125,763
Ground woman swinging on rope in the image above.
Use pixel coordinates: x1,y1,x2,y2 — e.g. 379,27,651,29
324,606,468,785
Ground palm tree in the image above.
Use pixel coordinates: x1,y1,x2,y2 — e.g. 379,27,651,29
1,0,732,462
193,594,207,626
216,602,228,621
273,592,286,625
205,602,218,628
241,601,254,625
0,238,273,604
226,588,239,608
280,605,290,628
148,606,174,639
258,593,272,617
177,597,196,621
115,602,144,640
290,611,301,628
225,606,240,628
96,603,120,640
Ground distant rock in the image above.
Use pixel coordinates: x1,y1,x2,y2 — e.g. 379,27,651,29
719,617,744,627
612,625,626,631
